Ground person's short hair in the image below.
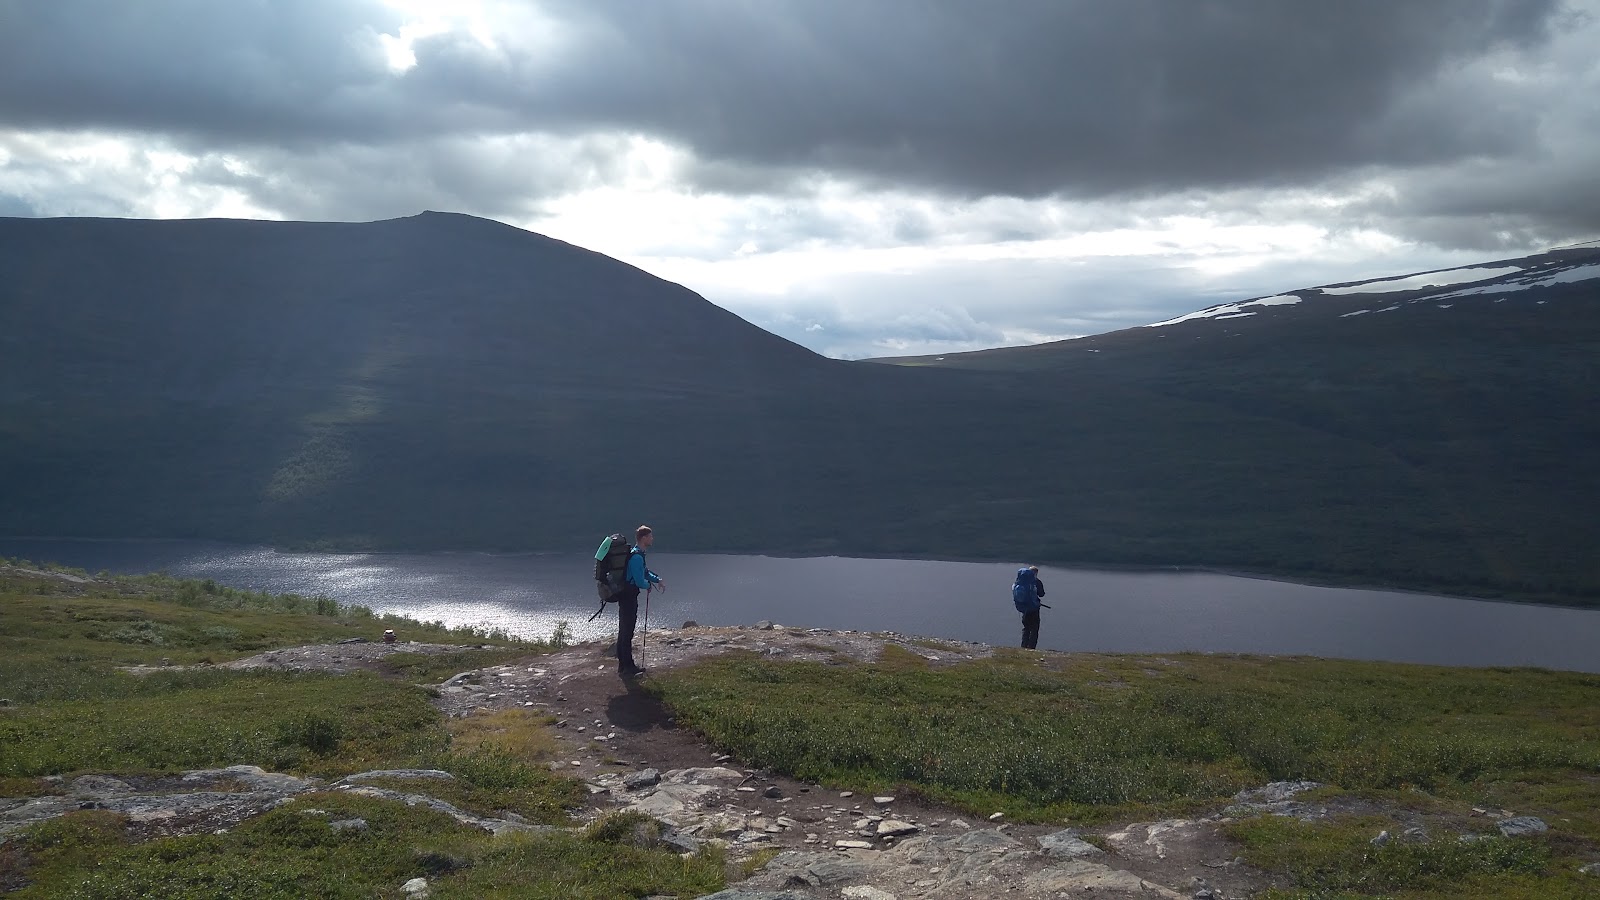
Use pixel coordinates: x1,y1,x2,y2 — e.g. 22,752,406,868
636,525,653,540
1028,565,1039,573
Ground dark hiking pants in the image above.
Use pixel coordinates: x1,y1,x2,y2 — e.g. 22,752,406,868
1021,609,1040,650
616,586,641,669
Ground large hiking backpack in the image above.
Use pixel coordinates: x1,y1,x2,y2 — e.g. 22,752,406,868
1012,568,1039,612
593,533,633,602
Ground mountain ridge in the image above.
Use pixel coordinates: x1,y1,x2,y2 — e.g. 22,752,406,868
2,213,1596,605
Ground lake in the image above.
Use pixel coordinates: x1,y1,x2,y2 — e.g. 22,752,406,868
4,538,1598,673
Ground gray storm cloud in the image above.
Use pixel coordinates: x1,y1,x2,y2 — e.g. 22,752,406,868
0,0,1575,197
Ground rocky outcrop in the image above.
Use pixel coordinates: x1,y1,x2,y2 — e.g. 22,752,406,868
726,827,1185,899
0,766,531,840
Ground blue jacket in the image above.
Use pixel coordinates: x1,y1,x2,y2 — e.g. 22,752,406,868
626,547,661,591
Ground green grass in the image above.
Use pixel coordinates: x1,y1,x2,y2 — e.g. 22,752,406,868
1227,814,1598,899
0,566,533,779
374,648,536,683
649,647,1600,824
359,751,582,826
0,568,724,898
650,647,1600,895
7,796,725,900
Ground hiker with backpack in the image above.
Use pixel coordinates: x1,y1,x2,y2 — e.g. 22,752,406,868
593,525,665,678
1012,565,1048,650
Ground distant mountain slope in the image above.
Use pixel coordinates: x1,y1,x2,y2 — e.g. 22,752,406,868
876,247,1600,601
2,215,1596,605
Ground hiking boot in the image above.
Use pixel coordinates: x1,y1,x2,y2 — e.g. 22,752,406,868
619,664,647,679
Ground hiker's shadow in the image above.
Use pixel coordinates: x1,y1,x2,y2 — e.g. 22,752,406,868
606,676,674,732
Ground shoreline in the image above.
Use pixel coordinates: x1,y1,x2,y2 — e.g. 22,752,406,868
3,534,1597,613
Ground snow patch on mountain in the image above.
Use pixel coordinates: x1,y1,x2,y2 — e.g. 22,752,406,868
1425,262,1600,300
1144,294,1301,328
1319,266,1524,296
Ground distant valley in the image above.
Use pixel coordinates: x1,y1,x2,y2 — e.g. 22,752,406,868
1,213,1595,606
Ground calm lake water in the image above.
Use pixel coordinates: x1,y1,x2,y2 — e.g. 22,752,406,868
5,539,1598,673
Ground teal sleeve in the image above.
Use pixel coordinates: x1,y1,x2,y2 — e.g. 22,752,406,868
626,553,650,589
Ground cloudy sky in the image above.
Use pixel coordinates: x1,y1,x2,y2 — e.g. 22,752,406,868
3,0,1597,358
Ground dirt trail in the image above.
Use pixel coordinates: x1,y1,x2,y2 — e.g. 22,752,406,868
411,624,1279,899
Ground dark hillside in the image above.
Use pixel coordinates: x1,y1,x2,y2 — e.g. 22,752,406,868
2,215,1596,604
877,250,1600,600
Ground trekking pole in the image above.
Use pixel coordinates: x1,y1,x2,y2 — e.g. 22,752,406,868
642,586,652,666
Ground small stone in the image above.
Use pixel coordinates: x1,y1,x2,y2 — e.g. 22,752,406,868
950,818,970,829
401,877,429,898
1498,816,1549,837
839,791,854,798
1038,829,1103,859
682,620,699,628
873,796,895,805
623,768,661,790
1371,830,1390,846
1579,861,1600,875
835,839,874,850
330,818,368,833
738,786,758,792
764,785,783,799
988,812,1005,821
876,819,919,838
841,887,897,900
1471,807,1488,816
755,620,776,630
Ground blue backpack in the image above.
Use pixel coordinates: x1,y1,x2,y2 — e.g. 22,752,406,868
1012,568,1038,612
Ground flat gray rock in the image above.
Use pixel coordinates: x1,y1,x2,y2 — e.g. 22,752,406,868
805,855,879,885
338,769,455,785
876,819,919,837
624,768,662,790
1498,816,1548,837
952,828,1023,852
1038,828,1104,859
69,775,135,798
338,785,548,837
182,765,319,794
1232,781,1322,805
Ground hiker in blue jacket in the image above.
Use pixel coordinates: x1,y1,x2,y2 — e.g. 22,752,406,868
616,525,665,677
1013,565,1046,650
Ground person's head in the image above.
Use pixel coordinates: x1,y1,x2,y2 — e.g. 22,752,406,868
636,525,654,549
1028,566,1039,574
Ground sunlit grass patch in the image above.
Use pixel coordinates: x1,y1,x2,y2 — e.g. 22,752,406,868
447,708,560,760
